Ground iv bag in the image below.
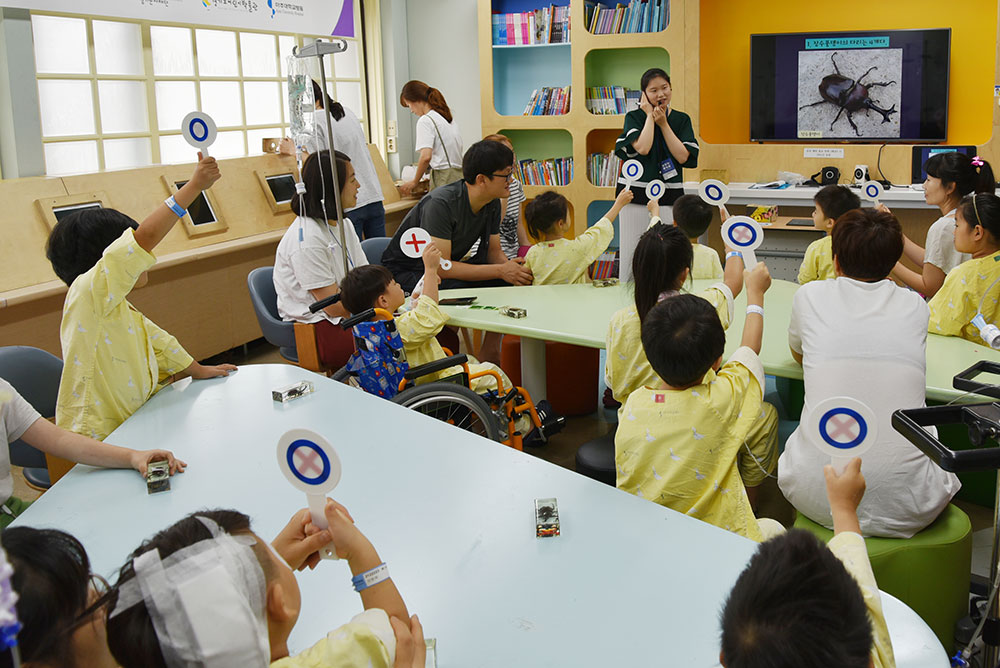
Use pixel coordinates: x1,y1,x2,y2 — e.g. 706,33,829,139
287,56,315,152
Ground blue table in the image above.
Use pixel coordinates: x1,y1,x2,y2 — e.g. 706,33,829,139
13,365,946,666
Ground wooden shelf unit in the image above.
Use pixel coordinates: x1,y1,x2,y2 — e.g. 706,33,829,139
479,0,687,242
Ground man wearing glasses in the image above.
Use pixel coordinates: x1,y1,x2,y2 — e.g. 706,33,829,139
383,140,534,362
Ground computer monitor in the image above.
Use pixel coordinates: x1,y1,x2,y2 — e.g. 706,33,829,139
911,145,977,183
174,181,219,226
52,202,102,222
265,174,297,205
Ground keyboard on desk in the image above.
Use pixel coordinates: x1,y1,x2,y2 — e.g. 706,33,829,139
786,219,814,227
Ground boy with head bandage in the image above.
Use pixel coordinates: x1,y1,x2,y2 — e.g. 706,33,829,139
105,501,423,668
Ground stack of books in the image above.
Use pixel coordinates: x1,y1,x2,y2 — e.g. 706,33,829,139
517,157,574,187
585,0,669,34
523,86,571,115
587,152,622,187
590,251,618,279
585,86,641,114
492,5,571,45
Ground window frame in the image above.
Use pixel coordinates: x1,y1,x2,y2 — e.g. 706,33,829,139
31,11,374,174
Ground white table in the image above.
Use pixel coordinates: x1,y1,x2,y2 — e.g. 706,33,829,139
682,181,931,209
13,365,947,667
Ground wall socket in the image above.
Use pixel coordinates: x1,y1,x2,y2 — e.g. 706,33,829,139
387,136,397,153
387,120,397,135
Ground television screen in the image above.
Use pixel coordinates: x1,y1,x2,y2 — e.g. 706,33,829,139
750,29,950,142
175,181,217,225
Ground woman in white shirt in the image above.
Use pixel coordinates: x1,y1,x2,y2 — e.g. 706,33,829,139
779,208,959,538
273,149,367,369
299,81,386,241
398,80,463,194
891,152,995,297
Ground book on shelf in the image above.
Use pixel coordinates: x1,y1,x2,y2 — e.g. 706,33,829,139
492,5,571,45
584,86,640,115
516,157,574,187
587,152,622,187
583,0,669,35
590,251,618,279
522,86,571,115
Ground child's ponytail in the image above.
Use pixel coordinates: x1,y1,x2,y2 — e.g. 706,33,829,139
972,156,996,195
632,223,693,322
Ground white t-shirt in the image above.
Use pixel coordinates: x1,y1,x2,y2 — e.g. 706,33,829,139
924,209,970,274
273,216,368,324
778,277,960,538
414,110,462,170
303,108,383,212
0,379,41,505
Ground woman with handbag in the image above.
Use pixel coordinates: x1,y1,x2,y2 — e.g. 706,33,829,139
614,67,699,280
398,80,464,194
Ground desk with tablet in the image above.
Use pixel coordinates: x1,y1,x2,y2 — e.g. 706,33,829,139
12,364,946,667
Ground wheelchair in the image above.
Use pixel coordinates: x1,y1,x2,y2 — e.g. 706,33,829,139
331,307,563,450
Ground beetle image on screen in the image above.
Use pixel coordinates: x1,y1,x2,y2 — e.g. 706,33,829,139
798,51,899,137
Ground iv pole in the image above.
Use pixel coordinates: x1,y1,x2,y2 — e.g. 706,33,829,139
293,38,350,277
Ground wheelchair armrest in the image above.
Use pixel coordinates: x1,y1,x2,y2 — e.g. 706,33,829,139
340,308,377,329
404,355,468,380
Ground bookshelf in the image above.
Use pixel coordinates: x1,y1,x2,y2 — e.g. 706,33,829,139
479,0,686,246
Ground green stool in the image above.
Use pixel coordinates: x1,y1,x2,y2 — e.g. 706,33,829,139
794,504,972,646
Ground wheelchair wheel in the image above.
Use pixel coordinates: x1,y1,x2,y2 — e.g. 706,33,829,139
392,383,502,442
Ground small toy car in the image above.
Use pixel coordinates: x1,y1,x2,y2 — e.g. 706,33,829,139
146,460,171,494
272,380,315,403
535,498,560,538
500,306,527,319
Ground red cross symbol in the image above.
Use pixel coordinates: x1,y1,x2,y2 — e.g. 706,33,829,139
293,446,324,476
404,232,427,254
731,226,753,244
827,414,860,442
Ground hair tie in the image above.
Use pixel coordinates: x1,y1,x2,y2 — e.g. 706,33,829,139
972,155,985,167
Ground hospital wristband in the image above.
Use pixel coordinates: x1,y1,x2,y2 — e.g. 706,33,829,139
164,195,186,218
726,251,743,260
351,563,389,592
746,305,765,317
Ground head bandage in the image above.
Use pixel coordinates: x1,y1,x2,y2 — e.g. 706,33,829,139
110,516,270,668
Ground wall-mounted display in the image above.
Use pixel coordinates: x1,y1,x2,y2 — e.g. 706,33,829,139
750,29,950,142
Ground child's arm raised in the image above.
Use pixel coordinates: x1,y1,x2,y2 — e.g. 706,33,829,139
606,188,634,223
19,417,186,475
740,263,770,354
824,457,865,535
419,243,442,303
133,153,221,254
324,498,409,622
719,207,745,299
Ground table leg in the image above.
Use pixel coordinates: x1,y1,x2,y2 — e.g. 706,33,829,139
520,337,546,402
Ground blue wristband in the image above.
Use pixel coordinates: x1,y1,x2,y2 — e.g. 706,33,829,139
164,195,186,218
351,563,389,592
726,251,743,260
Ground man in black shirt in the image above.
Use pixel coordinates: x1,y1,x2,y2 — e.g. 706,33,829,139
383,140,533,293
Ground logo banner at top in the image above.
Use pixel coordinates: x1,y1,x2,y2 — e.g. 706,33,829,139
12,0,354,37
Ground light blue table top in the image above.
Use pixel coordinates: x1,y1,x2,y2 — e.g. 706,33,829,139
438,280,1000,403
13,365,946,666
